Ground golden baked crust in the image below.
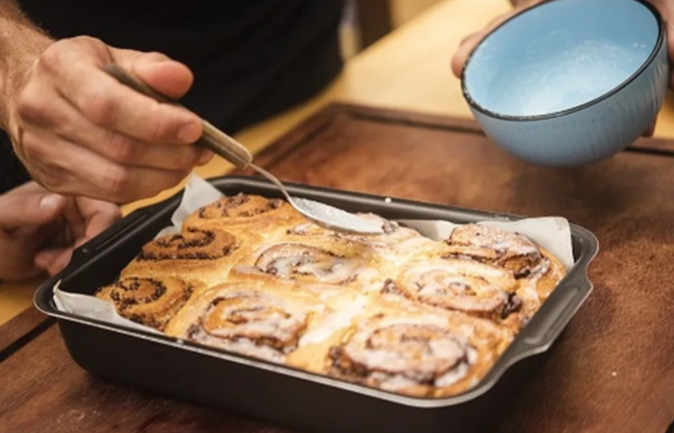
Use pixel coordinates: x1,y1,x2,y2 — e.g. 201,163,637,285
120,227,263,288
183,193,305,237
286,294,512,397
97,276,200,331
95,194,568,398
442,224,567,323
381,258,523,328
165,281,328,363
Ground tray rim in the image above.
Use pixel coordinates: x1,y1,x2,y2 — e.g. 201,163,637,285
34,174,599,409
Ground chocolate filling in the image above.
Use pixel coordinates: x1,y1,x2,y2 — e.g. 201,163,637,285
381,279,399,294
198,194,284,219
106,278,194,331
109,278,167,308
500,293,523,319
138,229,236,261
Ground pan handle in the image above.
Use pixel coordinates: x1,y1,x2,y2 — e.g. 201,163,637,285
514,277,594,356
78,200,166,255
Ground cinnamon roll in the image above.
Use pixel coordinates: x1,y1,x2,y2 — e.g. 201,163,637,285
121,227,249,287
285,214,439,264
324,307,504,397
445,224,548,278
383,259,523,325
165,282,325,363
231,240,381,290
96,276,197,331
183,193,305,237
444,224,567,305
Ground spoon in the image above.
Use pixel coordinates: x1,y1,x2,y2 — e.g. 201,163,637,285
103,64,383,234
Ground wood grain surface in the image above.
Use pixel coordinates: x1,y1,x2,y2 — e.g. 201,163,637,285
1,104,672,433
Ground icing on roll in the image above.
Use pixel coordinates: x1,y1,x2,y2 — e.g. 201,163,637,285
139,228,238,261
384,261,522,320
182,289,316,363
384,259,524,321
286,214,436,263
445,224,549,279
96,277,194,331
250,243,372,285
328,315,478,395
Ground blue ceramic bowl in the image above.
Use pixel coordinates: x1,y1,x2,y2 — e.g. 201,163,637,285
461,0,669,166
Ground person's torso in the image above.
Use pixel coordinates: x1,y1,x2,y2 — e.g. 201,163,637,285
17,0,345,131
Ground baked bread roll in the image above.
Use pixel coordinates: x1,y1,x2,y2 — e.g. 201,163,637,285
288,295,511,397
285,214,440,264
443,224,566,321
183,193,305,238
381,258,523,329
229,237,383,293
121,227,259,288
165,281,327,363
97,276,199,331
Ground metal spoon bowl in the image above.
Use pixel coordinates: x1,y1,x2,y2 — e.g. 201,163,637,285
250,164,383,234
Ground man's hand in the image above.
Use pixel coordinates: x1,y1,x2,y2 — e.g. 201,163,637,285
450,0,543,79
0,181,121,282
4,36,213,203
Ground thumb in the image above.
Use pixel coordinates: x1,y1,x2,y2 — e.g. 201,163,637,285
111,48,195,100
451,31,487,78
451,0,545,78
0,192,67,230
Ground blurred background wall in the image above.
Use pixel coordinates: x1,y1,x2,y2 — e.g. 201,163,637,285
340,0,444,59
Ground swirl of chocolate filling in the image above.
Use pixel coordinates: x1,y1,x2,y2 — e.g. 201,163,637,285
197,193,286,219
97,277,194,330
329,320,477,394
445,224,549,279
186,292,309,363
138,228,238,261
253,243,361,285
384,262,522,320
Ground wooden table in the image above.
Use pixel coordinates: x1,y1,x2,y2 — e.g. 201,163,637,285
1,103,673,433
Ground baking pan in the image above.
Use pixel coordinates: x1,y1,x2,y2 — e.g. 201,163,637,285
34,175,599,433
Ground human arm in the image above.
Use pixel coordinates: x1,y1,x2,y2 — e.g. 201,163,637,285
0,0,212,203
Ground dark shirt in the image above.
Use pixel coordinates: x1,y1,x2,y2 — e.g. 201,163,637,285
1,0,345,193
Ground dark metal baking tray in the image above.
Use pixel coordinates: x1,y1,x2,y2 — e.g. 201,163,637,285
34,175,599,433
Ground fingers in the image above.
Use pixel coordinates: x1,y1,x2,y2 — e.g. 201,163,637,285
451,31,485,77
34,248,72,276
0,182,67,230
35,197,121,276
21,83,208,171
62,199,85,242
450,1,545,78
112,48,195,100
8,36,208,202
21,127,191,203
34,39,202,145
75,197,122,241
